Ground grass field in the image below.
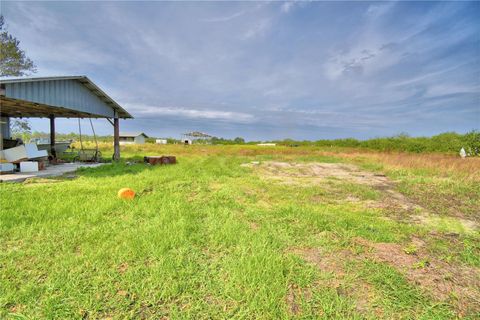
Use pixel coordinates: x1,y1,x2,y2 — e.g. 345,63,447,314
1,144,479,319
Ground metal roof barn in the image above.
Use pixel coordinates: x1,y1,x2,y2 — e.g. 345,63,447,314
119,132,148,145
0,76,132,160
119,132,148,138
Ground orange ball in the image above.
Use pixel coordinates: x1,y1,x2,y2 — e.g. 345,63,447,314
118,188,136,200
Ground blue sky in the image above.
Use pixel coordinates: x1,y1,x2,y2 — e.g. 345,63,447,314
2,1,479,140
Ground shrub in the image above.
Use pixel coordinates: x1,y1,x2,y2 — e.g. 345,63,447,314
464,130,480,156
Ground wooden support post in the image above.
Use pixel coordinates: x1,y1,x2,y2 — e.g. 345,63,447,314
49,115,56,159
113,116,120,161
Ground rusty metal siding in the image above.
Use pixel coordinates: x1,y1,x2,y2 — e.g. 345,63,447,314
5,79,115,118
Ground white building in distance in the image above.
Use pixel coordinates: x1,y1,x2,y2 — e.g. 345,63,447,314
156,139,168,144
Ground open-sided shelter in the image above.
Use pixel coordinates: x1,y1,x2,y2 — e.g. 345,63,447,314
181,131,212,144
0,76,132,160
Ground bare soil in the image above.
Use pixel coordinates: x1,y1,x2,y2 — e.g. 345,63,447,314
287,247,380,316
246,161,386,183
355,237,480,316
285,283,305,316
288,238,480,316
252,161,480,315
248,161,478,231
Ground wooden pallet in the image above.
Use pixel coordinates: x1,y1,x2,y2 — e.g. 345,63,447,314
143,156,177,165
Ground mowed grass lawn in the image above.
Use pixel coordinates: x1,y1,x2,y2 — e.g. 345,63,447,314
1,145,479,319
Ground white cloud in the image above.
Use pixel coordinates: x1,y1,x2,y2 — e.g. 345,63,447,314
281,2,295,13
202,11,245,22
6,2,60,32
280,1,308,14
4,2,117,70
365,2,396,19
124,104,255,123
323,45,391,80
425,84,480,98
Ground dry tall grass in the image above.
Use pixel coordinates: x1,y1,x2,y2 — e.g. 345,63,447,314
325,151,480,181
71,142,480,180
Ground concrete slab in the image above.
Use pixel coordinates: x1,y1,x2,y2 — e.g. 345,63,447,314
0,163,107,183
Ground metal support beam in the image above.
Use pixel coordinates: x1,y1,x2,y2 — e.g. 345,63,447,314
0,116,10,151
113,115,120,161
49,115,56,159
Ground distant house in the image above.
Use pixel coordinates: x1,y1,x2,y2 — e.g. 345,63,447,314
182,131,212,145
155,139,168,144
119,132,148,145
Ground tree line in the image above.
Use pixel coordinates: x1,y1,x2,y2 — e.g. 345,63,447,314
13,130,478,155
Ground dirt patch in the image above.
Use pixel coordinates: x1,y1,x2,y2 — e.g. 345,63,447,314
8,304,25,314
255,161,420,212
249,161,391,187
248,221,259,231
286,283,303,315
287,247,379,315
250,161,407,203
288,239,480,316
354,237,480,316
208,181,224,191
248,161,478,231
117,262,129,274
288,247,352,276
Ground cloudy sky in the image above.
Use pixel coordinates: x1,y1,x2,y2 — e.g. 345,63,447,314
2,1,479,140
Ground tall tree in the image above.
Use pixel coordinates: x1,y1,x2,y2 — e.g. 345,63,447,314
11,118,32,142
0,15,36,77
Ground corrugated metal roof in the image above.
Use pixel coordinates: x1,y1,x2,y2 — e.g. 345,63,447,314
0,76,132,118
120,132,148,138
184,131,212,138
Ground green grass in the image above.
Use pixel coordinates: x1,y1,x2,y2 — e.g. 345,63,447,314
1,146,479,319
